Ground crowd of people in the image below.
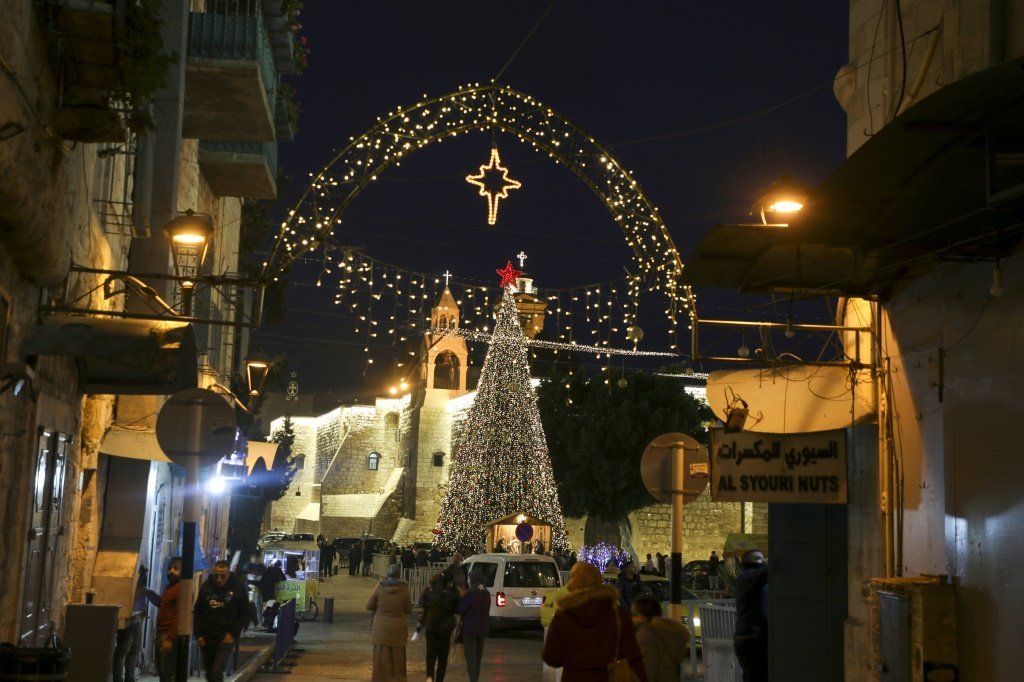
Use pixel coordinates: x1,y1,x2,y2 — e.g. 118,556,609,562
120,539,765,682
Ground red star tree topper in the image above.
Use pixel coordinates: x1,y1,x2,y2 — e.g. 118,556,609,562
496,260,523,288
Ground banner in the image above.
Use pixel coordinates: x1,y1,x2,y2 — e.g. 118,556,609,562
710,428,847,504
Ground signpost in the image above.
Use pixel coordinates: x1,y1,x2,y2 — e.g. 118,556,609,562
640,433,709,621
156,388,236,681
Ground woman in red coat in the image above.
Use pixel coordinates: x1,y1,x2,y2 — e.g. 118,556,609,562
541,562,648,681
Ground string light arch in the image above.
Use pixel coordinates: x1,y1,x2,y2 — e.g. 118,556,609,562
262,82,696,337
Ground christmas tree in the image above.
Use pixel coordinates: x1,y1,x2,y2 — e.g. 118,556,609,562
435,268,569,553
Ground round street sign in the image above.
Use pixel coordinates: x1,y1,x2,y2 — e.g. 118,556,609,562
640,432,710,505
156,387,237,465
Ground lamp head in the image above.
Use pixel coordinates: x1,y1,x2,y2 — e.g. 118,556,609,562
752,175,810,226
244,352,272,398
164,210,213,279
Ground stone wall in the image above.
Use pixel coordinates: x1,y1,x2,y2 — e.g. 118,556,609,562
267,416,320,532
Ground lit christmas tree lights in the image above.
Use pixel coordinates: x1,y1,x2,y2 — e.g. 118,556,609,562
435,281,570,553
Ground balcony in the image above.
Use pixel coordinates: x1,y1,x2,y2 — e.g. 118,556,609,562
260,0,297,75
183,0,277,141
275,92,295,142
199,140,277,199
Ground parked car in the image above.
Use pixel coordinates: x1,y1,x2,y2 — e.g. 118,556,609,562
603,569,705,647
462,553,563,631
681,559,711,590
257,531,287,548
331,536,387,554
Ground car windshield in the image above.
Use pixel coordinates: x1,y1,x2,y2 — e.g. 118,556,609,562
503,561,560,588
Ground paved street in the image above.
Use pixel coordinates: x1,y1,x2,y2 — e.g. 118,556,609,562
252,573,549,682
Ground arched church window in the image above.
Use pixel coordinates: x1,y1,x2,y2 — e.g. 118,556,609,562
368,451,381,471
293,454,305,470
432,451,445,467
433,351,460,390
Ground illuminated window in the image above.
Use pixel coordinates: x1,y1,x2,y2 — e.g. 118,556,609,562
432,452,445,467
368,451,381,471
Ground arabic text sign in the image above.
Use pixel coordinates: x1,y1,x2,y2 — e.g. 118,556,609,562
710,429,847,504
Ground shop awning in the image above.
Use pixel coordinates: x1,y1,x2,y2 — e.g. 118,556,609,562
296,503,320,522
21,316,197,395
99,425,172,463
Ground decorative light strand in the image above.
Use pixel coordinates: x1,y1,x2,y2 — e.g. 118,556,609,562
465,146,522,225
427,327,679,357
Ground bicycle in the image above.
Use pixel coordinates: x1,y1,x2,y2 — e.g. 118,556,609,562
298,594,318,621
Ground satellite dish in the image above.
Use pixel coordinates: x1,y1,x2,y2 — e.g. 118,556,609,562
156,387,237,465
640,432,709,505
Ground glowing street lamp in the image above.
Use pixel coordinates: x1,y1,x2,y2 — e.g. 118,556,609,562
244,352,272,399
164,210,213,315
752,175,809,226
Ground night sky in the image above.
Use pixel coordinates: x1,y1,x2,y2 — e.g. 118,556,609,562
253,2,850,397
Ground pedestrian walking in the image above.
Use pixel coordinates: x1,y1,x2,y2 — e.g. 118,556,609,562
419,572,459,682
708,550,721,590
366,563,413,681
632,592,690,682
194,560,251,682
733,550,769,682
542,561,648,681
363,539,375,576
456,569,491,682
540,574,569,682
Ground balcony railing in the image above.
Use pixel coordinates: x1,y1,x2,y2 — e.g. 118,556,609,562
198,139,277,199
188,0,277,97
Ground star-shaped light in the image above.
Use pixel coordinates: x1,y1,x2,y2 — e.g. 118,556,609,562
496,260,523,288
466,147,522,225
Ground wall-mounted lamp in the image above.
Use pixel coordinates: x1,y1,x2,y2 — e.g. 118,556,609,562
724,389,749,433
244,352,272,399
164,210,213,315
0,361,35,398
752,175,810,226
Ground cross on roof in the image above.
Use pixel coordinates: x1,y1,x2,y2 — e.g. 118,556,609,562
443,270,452,286
517,251,528,268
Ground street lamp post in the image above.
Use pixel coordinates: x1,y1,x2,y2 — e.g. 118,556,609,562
164,210,213,316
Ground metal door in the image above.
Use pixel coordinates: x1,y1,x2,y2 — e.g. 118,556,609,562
879,592,911,682
19,429,67,645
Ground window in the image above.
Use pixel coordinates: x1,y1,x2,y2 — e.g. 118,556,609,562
433,351,460,390
466,561,498,587
367,451,381,471
432,452,445,467
505,561,560,588
293,454,305,470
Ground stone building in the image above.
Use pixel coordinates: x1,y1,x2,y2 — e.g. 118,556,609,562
0,0,298,666
268,281,762,562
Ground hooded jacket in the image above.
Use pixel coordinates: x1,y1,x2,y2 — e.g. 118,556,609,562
541,584,648,682
366,577,413,646
194,573,251,642
634,617,691,682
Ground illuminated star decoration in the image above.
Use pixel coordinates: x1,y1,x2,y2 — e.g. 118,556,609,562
496,260,523,289
466,146,522,225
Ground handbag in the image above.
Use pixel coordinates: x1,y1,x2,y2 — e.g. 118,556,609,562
607,604,641,682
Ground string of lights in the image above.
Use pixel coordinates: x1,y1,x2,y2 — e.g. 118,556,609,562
434,285,570,553
261,82,696,352
427,327,678,357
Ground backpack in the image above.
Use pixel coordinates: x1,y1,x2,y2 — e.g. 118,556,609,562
424,587,457,632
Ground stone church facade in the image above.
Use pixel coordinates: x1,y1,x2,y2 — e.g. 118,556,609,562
268,282,764,560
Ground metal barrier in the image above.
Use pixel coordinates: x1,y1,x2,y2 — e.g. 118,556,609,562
261,598,297,672
697,602,742,682
404,566,446,602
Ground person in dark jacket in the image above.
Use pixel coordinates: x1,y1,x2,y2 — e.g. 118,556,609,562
456,569,491,682
616,560,643,610
733,550,769,682
362,539,375,576
194,560,252,682
542,562,648,682
420,572,459,682
349,542,362,575
258,560,285,604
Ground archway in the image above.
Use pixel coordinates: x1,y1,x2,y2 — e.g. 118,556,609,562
263,83,695,332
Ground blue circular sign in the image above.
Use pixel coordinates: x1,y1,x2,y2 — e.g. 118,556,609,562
515,522,534,542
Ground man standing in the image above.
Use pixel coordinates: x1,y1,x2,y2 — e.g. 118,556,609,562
194,560,251,682
733,550,769,682
152,558,182,682
708,550,721,590
349,542,362,576
616,560,643,610
112,566,150,682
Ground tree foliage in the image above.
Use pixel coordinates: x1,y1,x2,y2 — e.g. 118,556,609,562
536,362,712,521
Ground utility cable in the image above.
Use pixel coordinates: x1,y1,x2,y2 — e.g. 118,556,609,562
493,0,558,83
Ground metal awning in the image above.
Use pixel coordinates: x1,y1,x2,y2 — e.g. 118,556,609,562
683,58,1024,296
99,425,172,463
246,440,278,474
21,316,197,394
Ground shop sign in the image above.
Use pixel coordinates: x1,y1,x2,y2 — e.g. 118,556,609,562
710,428,847,504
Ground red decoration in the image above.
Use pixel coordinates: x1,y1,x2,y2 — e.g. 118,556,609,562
431,528,443,535
496,260,523,288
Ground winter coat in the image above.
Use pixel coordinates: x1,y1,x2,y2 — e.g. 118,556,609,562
421,585,459,634
366,578,413,646
542,584,648,682
635,617,691,682
456,587,491,638
194,574,251,642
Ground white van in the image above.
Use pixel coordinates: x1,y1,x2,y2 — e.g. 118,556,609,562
462,553,563,630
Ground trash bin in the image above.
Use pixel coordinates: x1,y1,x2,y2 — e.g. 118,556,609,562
0,642,71,681
323,596,335,623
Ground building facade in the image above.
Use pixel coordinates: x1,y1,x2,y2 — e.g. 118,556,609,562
0,0,297,668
